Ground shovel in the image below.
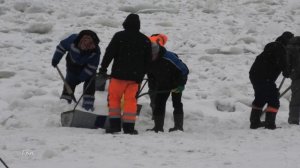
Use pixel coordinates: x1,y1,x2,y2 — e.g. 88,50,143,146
56,66,77,103
61,75,110,129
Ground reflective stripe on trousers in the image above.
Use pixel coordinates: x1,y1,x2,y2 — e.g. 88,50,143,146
108,78,138,122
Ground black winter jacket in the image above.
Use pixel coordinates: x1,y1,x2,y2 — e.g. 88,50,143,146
249,41,289,83
148,47,189,90
101,30,152,83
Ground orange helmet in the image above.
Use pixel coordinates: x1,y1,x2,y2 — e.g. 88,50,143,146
149,33,168,46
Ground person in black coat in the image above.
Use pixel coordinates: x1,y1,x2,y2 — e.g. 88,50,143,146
249,31,293,129
147,43,189,132
98,14,152,134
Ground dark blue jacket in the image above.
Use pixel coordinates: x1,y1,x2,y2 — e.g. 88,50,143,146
52,34,101,81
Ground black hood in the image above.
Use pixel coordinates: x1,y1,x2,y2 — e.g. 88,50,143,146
275,31,294,46
122,13,140,31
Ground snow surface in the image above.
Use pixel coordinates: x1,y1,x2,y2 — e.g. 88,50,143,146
1,0,300,167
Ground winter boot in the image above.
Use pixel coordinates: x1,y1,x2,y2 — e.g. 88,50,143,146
146,115,164,133
265,112,277,129
250,108,264,129
106,118,121,134
123,123,138,135
169,114,184,132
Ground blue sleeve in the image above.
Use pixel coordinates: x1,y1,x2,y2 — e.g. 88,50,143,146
52,34,77,63
164,51,189,85
164,51,189,76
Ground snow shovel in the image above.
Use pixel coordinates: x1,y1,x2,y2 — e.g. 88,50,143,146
61,75,110,129
56,66,77,103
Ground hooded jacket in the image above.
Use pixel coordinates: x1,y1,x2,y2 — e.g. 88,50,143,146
249,32,293,83
100,14,152,83
52,30,101,81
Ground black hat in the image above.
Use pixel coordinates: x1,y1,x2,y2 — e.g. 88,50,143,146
122,13,140,31
275,31,294,46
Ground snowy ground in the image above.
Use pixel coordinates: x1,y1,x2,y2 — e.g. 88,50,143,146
1,0,300,167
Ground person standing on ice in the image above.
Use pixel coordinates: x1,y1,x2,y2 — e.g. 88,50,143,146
249,31,293,129
51,30,101,111
147,33,168,119
147,42,189,133
98,13,152,135
285,36,300,125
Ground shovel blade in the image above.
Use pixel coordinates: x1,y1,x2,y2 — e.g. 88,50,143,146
61,110,108,129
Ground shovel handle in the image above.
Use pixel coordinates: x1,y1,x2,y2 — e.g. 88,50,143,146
56,66,77,103
0,158,9,168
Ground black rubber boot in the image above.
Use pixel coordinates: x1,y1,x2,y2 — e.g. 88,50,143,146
250,108,264,129
265,112,277,130
169,114,184,132
123,123,138,135
147,115,164,133
106,118,121,134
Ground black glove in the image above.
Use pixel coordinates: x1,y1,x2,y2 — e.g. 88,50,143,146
52,59,59,68
98,67,108,78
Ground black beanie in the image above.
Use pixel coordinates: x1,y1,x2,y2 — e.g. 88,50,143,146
275,31,294,46
122,13,140,31
75,30,100,46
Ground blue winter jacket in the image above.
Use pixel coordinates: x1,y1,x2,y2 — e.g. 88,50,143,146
52,34,101,82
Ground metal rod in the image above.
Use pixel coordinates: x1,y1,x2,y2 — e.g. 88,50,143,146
56,66,78,103
0,158,9,168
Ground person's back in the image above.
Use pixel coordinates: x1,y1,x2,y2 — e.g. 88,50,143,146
249,41,286,82
148,46,188,90
101,14,152,83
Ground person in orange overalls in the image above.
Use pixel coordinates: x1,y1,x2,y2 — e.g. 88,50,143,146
98,14,152,134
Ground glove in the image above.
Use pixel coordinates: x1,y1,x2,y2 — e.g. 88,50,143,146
52,59,59,67
172,86,185,93
98,67,108,78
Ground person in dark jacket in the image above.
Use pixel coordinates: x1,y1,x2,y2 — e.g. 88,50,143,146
286,36,300,125
98,13,152,135
52,30,100,111
147,43,189,133
249,31,293,129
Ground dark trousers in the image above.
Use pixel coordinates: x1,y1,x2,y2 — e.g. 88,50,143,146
152,91,183,117
251,80,279,108
61,72,95,102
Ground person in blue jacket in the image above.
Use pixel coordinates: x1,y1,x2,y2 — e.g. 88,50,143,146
147,43,189,132
52,30,100,111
